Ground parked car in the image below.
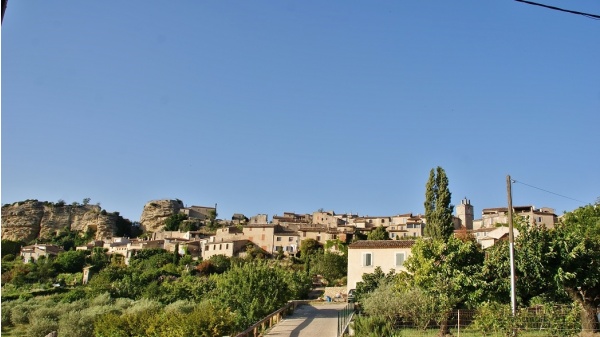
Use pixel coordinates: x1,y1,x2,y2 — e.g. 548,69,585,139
347,289,355,303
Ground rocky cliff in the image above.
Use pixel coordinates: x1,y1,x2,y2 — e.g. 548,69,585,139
1,200,124,242
139,199,184,232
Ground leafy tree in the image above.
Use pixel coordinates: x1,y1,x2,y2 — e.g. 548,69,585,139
1,239,25,257
423,167,454,240
299,238,321,260
310,252,347,285
163,213,189,231
404,236,484,335
354,266,396,303
55,250,86,273
82,198,91,205
208,254,232,274
367,225,389,240
553,204,600,332
214,261,310,330
88,247,110,270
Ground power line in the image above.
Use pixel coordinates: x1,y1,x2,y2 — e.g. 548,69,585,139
515,0,600,20
511,179,589,204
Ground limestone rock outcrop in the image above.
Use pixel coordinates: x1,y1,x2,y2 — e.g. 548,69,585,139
139,199,183,232
1,200,124,242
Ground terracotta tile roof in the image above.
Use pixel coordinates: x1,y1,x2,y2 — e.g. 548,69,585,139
349,240,416,249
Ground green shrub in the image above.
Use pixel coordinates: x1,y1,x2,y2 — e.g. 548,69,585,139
1,304,12,327
472,302,514,336
114,297,135,310
25,317,58,337
90,292,113,306
3,253,16,262
353,315,397,337
31,306,61,322
58,310,96,337
164,299,195,314
61,288,87,303
11,303,34,324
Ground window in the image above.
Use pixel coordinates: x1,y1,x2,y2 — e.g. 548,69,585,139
395,253,405,267
289,237,294,242
363,253,373,267
407,224,414,229
226,244,229,249
276,237,282,241
316,235,321,242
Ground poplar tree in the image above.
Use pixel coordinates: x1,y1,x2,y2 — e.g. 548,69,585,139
423,166,454,240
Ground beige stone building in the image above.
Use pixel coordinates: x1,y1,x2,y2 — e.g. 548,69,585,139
243,224,277,253
312,211,345,228
249,214,269,225
470,226,520,249
347,240,415,290
473,206,557,229
203,239,250,259
180,205,217,221
21,244,64,262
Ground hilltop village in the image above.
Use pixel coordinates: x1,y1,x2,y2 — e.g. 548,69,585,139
17,197,559,267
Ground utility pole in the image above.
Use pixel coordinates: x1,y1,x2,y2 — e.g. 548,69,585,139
507,175,517,334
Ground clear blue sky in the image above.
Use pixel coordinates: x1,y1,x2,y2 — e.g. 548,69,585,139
2,1,599,223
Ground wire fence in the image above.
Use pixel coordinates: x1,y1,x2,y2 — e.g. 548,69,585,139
351,305,599,337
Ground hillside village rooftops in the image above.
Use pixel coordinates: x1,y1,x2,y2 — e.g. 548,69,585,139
349,240,416,249
244,224,276,228
206,239,249,245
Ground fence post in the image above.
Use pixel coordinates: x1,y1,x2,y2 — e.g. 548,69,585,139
457,309,460,337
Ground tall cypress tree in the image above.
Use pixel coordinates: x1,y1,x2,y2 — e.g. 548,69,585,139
424,166,454,240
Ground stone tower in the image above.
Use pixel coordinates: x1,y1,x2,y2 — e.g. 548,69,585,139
456,197,474,230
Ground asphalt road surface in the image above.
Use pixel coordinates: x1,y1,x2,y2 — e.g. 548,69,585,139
263,302,349,337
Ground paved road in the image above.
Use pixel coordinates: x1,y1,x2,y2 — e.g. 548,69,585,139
263,302,348,337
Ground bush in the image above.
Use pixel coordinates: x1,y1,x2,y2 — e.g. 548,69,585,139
353,315,397,337
1,304,12,327
58,310,96,337
25,317,58,337
61,288,87,303
90,292,113,306
2,253,16,262
31,306,61,322
164,299,195,314
11,303,35,324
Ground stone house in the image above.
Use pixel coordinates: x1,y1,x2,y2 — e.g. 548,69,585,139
203,239,250,259
20,244,64,262
179,205,216,221
473,206,557,230
347,240,416,290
